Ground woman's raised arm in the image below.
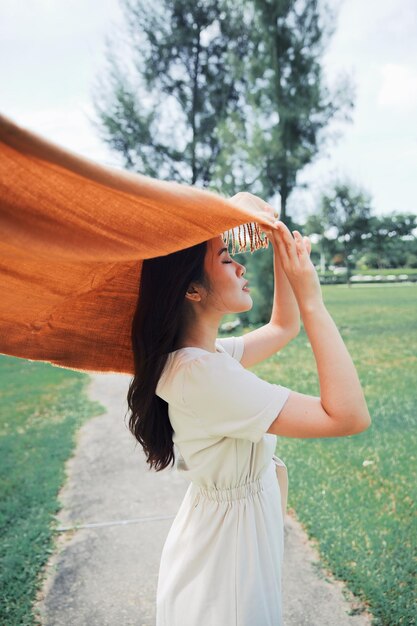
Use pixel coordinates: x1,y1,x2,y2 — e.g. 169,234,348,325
266,222,371,439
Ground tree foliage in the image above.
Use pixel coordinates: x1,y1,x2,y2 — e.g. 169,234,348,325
304,180,417,274
212,0,355,220
358,214,417,269
94,0,251,186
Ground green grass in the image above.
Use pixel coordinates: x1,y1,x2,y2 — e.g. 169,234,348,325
0,357,105,625
250,284,417,626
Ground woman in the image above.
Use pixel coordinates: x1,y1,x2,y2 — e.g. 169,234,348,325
127,193,372,626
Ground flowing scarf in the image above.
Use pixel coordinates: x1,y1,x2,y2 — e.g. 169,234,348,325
0,114,272,374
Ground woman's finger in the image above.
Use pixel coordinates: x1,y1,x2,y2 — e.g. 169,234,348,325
274,222,299,265
293,231,308,258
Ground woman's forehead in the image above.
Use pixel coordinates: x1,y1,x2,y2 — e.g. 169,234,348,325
210,234,227,249
205,235,229,265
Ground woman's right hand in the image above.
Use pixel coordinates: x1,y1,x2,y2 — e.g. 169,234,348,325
269,220,323,310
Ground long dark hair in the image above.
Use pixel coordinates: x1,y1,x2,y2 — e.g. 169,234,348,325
126,240,211,471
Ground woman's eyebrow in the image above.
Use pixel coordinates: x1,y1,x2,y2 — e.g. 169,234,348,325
217,247,228,256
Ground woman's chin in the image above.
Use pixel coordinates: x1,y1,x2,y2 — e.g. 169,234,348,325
239,297,253,312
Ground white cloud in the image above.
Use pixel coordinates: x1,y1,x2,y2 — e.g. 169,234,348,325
6,104,122,167
377,63,417,111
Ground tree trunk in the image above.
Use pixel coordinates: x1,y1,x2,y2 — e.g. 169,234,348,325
280,175,288,222
191,29,201,185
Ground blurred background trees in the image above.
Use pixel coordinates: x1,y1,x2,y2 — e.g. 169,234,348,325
305,180,373,284
304,180,417,275
93,0,417,325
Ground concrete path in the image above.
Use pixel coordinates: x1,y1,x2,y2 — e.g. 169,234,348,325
34,373,373,626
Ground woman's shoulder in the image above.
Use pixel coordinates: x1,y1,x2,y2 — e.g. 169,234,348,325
164,334,244,363
155,337,245,402
215,335,245,361
155,350,215,402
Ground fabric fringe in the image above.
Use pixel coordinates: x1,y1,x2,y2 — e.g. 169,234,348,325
222,222,270,255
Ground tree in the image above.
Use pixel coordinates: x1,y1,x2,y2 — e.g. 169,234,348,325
307,180,373,283
305,183,417,272
357,213,417,269
211,0,355,221
93,0,252,186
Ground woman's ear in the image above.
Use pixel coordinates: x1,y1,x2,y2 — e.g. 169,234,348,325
185,285,202,302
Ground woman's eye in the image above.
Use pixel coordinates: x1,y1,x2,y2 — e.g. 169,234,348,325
223,260,233,264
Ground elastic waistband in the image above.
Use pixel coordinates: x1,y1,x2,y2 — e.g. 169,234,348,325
189,460,276,504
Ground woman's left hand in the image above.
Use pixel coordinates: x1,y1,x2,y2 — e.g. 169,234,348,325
265,222,312,257
228,191,277,225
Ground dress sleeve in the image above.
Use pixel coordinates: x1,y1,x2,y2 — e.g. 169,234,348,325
215,335,245,361
183,353,291,443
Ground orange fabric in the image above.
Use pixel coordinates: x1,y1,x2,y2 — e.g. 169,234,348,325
0,113,272,374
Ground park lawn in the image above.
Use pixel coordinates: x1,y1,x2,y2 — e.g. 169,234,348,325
0,357,105,625
248,283,416,626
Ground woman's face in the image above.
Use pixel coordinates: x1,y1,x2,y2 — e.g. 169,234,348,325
202,235,253,314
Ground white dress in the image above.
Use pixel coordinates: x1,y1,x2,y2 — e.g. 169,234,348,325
155,335,291,626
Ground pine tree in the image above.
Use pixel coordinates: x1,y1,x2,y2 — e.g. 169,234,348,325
213,0,355,221
93,0,251,187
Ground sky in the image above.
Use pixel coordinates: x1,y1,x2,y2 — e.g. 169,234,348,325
1,0,416,223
